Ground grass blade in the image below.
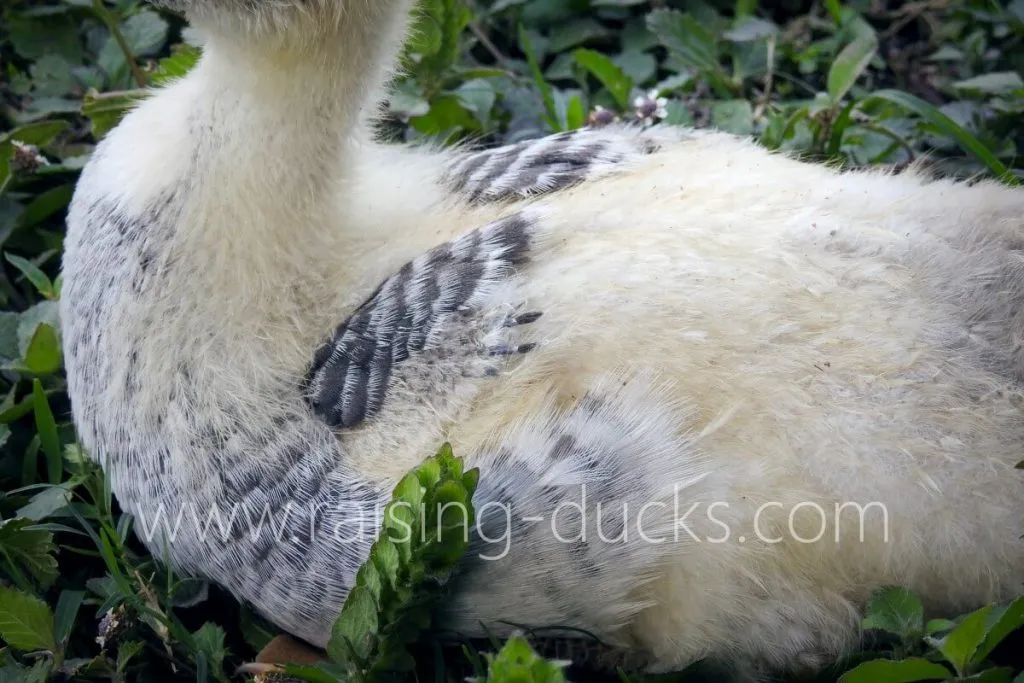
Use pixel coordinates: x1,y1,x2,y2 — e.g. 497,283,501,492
860,89,1018,185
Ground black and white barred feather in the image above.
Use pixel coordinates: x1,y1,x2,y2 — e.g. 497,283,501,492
305,209,544,429
442,127,661,205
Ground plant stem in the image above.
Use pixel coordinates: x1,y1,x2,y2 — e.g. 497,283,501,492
91,0,148,89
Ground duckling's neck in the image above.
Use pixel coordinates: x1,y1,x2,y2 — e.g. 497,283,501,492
178,4,415,245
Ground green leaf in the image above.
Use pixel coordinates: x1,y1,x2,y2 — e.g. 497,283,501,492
0,121,70,148
824,0,844,24
15,485,72,522
30,55,76,98
327,585,378,665
972,597,1024,664
927,619,957,636
519,25,559,131
724,17,778,42
192,623,228,673
860,90,1018,185
482,635,567,682
953,72,1024,96
23,323,62,377
454,79,497,126
15,185,74,231
861,587,925,640
409,96,479,139
646,9,719,72
0,425,10,449
4,254,53,298
53,590,85,646
565,94,586,130
0,584,55,652
574,49,633,110
0,659,51,683
711,99,754,135
120,10,170,56
969,668,1015,683
828,34,878,104
0,519,58,588
32,380,63,483
931,605,993,676
150,46,201,86
837,657,951,683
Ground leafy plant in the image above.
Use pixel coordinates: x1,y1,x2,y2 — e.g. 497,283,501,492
839,587,1024,682
2,0,1023,681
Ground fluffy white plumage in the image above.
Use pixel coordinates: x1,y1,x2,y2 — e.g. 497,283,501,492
59,0,1024,678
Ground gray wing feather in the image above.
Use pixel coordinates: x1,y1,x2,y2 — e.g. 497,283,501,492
305,211,535,429
443,127,660,204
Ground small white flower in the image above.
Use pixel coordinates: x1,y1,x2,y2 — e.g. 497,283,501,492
633,89,670,126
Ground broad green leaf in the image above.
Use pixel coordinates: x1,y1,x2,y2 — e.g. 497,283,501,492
0,659,51,683
327,585,378,665
973,597,1024,664
711,99,754,135
0,425,9,449
18,300,61,361
15,485,72,522
861,587,924,640
482,635,567,683
18,313,61,376
454,79,497,126
29,55,76,98
121,11,171,56
861,90,1018,185
953,72,1024,96
969,668,1015,683
646,9,719,72
0,584,55,652
192,623,228,672
838,657,951,683
409,96,479,139
0,519,58,587
828,34,878,104
931,605,993,676
548,19,610,53
372,539,400,589
574,49,633,110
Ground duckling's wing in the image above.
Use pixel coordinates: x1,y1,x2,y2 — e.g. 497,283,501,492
442,125,663,205
304,210,542,430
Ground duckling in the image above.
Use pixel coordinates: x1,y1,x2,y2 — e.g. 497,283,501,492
60,0,1024,677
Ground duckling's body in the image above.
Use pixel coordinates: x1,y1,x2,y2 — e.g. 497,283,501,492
60,0,1024,677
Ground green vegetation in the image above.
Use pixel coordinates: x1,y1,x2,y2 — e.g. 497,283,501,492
1,0,1023,680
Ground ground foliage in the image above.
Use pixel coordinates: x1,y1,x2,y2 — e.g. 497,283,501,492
1,0,1023,680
